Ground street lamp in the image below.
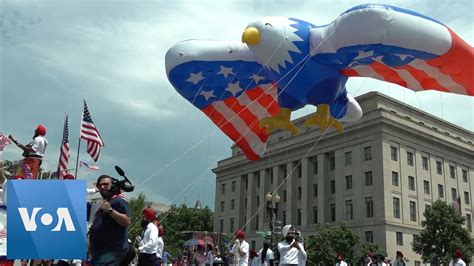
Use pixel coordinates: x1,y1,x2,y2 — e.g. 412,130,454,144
265,192,280,232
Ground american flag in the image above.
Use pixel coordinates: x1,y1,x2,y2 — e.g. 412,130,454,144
57,115,70,178
0,133,12,151
80,161,100,170
80,100,104,162
452,195,462,214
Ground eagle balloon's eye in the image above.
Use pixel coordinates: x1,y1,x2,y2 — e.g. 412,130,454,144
264,22,273,27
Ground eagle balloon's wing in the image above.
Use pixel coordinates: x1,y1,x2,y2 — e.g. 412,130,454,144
310,4,473,96
165,40,280,160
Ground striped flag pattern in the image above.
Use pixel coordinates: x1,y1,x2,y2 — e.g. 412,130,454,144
58,115,70,178
0,133,12,152
80,161,100,170
80,101,104,162
452,195,462,214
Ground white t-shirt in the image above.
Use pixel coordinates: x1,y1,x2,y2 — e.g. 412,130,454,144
257,248,274,266
449,259,467,266
156,236,164,258
31,136,47,157
205,251,214,265
277,240,307,265
336,261,348,266
138,222,159,254
231,240,249,266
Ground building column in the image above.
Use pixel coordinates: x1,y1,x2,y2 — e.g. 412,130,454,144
317,154,326,223
301,158,309,226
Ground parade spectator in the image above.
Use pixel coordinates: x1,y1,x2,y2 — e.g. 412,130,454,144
156,224,165,265
137,208,159,266
89,175,131,265
277,225,307,265
205,244,214,266
393,251,405,266
231,229,249,266
336,255,347,266
249,250,258,266
449,249,466,266
258,240,274,266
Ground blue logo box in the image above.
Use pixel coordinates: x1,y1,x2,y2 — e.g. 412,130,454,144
7,180,87,259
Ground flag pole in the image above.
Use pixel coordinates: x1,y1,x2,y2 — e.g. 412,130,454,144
74,100,85,178
57,113,67,179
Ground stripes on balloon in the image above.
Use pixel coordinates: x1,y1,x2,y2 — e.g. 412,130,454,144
166,4,473,161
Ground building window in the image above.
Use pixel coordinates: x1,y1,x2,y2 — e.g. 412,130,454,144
231,199,235,210
422,156,429,170
415,262,421,266
396,232,403,245
220,201,225,212
313,183,318,197
282,211,286,225
221,183,226,194
231,181,236,192
467,214,472,232
345,175,353,190
256,195,260,206
438,184,444,198
425,204,431,211
283,190,287,202
391,146,398,161
297,187,302,200
313,206,318,224
450,165,455,179
407,151,414,166
255,172,261,187
463,169,468,182
244,198,247,209
329,156,335,170
424,180,430,195
436,161,443,175
408,176,415,191
230,218,234,233
364,146,372,161
346,200,353,220
345,151,352,166
410,201,417,222
392,172,399,187
251,241,256,251
452,188,457,201
465,192,470,205
330,180,335,194
366,197,374,218
297,209,302,225
297,163,302,178
255,215,259,230
244,175,248,190
219,219,224,233
365,231,373,243
330,203,336,222
312,157,318,174
365,171,373,186
393,197,400,219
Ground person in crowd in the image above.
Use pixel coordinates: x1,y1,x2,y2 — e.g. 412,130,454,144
393,251,405,266
156,224,165,265
277,225,307,265
366,253,375,266
449,249,466,266
231,229,249,266
336,255,347,266
257,240,274,266
137,208,159,266
88,175,131,265
205,244,214,266
248,250,258,266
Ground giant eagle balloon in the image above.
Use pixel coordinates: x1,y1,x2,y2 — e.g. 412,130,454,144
166,4,473,161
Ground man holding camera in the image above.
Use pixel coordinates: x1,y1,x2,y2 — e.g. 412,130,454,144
277,225,307,265
89,175,132,265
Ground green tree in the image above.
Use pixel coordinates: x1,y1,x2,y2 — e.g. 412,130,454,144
128,193,147,244
307,222,359,265
412,199,474,264
158,204,214,257
354,243,387,265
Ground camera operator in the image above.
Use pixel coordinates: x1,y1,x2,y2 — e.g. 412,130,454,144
277,225,307,266
89,175,131,265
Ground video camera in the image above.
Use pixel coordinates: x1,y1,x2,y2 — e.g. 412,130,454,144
102,166,135,200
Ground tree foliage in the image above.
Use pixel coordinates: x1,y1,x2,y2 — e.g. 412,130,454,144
128,193,147,244
307,222,360,264
353,243,387,265
412,199,474,264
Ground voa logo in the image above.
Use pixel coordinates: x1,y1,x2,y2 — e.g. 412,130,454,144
18,207,76,232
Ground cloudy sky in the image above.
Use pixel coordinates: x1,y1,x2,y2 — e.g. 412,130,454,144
1,0,472,209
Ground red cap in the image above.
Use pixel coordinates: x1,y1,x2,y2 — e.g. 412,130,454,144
250,250,257,257
396,251,404,257
142,208,156,221
235,229,245,239
36,124,46,136
337,255,344,260
63,174,75,180
455,249,462,258
367,252,374,257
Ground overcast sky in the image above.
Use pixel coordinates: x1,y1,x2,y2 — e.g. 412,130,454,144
1,0,472,209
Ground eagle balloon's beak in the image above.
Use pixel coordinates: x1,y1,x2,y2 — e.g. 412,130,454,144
242,27,260,45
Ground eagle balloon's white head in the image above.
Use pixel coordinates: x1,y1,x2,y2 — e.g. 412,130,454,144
242,17,304,74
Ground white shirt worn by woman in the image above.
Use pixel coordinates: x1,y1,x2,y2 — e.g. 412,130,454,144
449,258,467,266
156,236,164,259
231,240,250,266
336,260,348,266
277,240,307,265
138,222,159,254
257,248,274,266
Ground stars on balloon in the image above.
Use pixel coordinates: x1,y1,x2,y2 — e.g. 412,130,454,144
217,66,235,78
225,81,242,96
199,90,216,101
186,72,205,84
249,73,265,84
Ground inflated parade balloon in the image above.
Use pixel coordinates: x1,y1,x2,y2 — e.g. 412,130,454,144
166,4,473,161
